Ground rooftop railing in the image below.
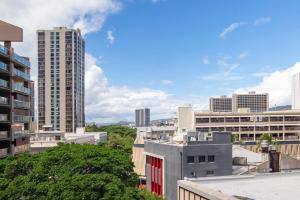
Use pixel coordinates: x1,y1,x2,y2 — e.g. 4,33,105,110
0,148,9,158
0,61,8,71
0,96,8,104
13,68,30,80
13,53,30,67
0,114,8,122
0,131,9,139
14,99,30,108
0,44,8,55
0,79,8,88
13,130,30,138
14,115,30,123
13,83,30,94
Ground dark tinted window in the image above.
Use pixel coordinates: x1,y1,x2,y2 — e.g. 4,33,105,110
187,156,194,163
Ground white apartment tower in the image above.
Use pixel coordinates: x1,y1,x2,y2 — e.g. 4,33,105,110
292,72,300,109
37,27,85,132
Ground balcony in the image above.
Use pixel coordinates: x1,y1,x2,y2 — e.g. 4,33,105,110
13,83,30,94
0,131,9,139
12,53,30,67
14,99,30,109
13,130,30,138
0,79,8,88
14,115,30,123
0,96,8,104
13,68,30,80
0,114,8,122
0,148,9,158
0,44,8,55
0,61,8,71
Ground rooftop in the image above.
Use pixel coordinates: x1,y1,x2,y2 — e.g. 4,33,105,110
184,171,300,200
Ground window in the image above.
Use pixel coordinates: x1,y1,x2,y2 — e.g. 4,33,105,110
206,170,214,175
199,156,206,163
187,156,194,163
208,155,215,162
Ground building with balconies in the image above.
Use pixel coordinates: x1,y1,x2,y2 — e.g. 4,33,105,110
0,20,31,158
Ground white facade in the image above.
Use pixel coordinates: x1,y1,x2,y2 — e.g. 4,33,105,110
292,73,300,109
176,106,194,133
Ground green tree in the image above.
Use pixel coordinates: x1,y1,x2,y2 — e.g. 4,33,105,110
0,144,162,200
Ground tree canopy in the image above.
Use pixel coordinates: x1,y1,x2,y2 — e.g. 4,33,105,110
0,144,162,200
86,125,137,154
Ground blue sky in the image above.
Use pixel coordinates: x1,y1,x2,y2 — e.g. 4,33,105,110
86,0,300,99
3,0,300,122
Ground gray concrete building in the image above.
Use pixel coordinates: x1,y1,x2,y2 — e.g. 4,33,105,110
37,27,85,132
135,108,150,127
144,132,232,200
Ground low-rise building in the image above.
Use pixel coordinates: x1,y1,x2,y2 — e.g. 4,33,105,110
144,132,232,200
178,171,300,200
177,106,300,142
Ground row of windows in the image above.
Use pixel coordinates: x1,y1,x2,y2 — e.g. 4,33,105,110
187,155,215,164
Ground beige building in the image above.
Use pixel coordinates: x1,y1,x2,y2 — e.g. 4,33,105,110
177,106,300,142
37,27,85,132
232,91,268,113
209,96,232,112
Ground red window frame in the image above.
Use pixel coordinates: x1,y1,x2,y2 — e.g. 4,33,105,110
150,156,163,196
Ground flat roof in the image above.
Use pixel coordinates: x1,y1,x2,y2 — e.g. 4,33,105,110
194,109,300,116
0,20,23,42
185,171,300,200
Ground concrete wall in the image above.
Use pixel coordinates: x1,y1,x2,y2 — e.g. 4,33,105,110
177,106,194,133
145,133,232,200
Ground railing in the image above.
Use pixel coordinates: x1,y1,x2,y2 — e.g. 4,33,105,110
13,53,30,67
14,115,30,123
14,99,30,108
0,96,8,104
0,131,8,139
0,44,8,55
0,148,9,158
14,144,30,154
0,114,8,121
0,79,8,88
0,61,7,71
13,68,30,80
13,130,30,138
13,83,30,94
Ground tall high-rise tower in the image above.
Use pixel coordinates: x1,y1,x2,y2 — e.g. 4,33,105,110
135,108,150,127
37,27,85,132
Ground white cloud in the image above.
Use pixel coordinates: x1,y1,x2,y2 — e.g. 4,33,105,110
235,62,300,107
85,54,205,122
219,22,245,39
161,80,173,85
201,56,242,81
106,30,115,45
237,51,248,60
0,0,121,78
202,56,209,65
253,17,272,26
